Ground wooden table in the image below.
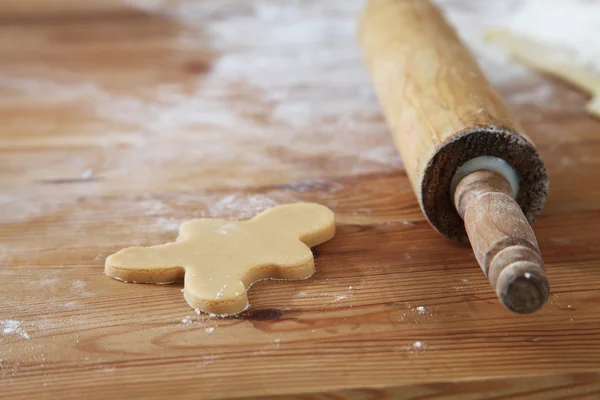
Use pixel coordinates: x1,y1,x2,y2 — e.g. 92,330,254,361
2,1,600,398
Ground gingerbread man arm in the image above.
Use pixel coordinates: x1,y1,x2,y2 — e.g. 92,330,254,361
105,242,187,284
250,203,336,247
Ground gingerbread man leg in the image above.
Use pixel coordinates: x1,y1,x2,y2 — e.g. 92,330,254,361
182,237,317,315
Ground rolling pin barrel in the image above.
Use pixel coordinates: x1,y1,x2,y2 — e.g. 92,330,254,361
358,0,550,313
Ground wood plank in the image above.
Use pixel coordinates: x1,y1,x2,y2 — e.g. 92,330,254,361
265,372,600,400
1,0,600,399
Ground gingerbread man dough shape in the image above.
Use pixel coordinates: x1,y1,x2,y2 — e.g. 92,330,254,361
105,203,335,315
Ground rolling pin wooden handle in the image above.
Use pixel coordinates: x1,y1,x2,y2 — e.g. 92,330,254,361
454,170,550,314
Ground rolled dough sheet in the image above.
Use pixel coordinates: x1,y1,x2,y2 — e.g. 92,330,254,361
487,28,600,119
105,203,336,315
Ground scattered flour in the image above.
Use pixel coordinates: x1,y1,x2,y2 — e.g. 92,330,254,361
153,216,181,233
39,277,60,286
1,320,30,340
412,341,424,349
2,0,547,237
208,195,279,220
72,280,87,289
71,280,94,298
63,301,80,309
408,341,428,352
204,327,215,334
81,169,94,180
1,0,396,228
3,0,597,264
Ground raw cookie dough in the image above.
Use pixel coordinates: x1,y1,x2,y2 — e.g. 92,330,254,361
105,203,335,315
487,28,600,119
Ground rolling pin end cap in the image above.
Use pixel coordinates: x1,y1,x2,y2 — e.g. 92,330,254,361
496,261,550,314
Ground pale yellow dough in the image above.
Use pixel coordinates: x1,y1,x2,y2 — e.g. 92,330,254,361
105,203,335,315
487,28,600,119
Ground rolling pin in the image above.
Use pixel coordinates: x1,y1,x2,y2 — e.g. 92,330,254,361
358,0,550,313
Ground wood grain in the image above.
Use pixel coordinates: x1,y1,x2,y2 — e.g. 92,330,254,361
1,1,600,399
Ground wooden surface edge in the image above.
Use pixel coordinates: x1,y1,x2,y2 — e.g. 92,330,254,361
257,371,600,400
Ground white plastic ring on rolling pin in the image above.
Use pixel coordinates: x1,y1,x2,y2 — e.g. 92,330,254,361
450,156,520,201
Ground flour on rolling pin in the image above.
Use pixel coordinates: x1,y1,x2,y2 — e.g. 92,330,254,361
105,203,335,316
